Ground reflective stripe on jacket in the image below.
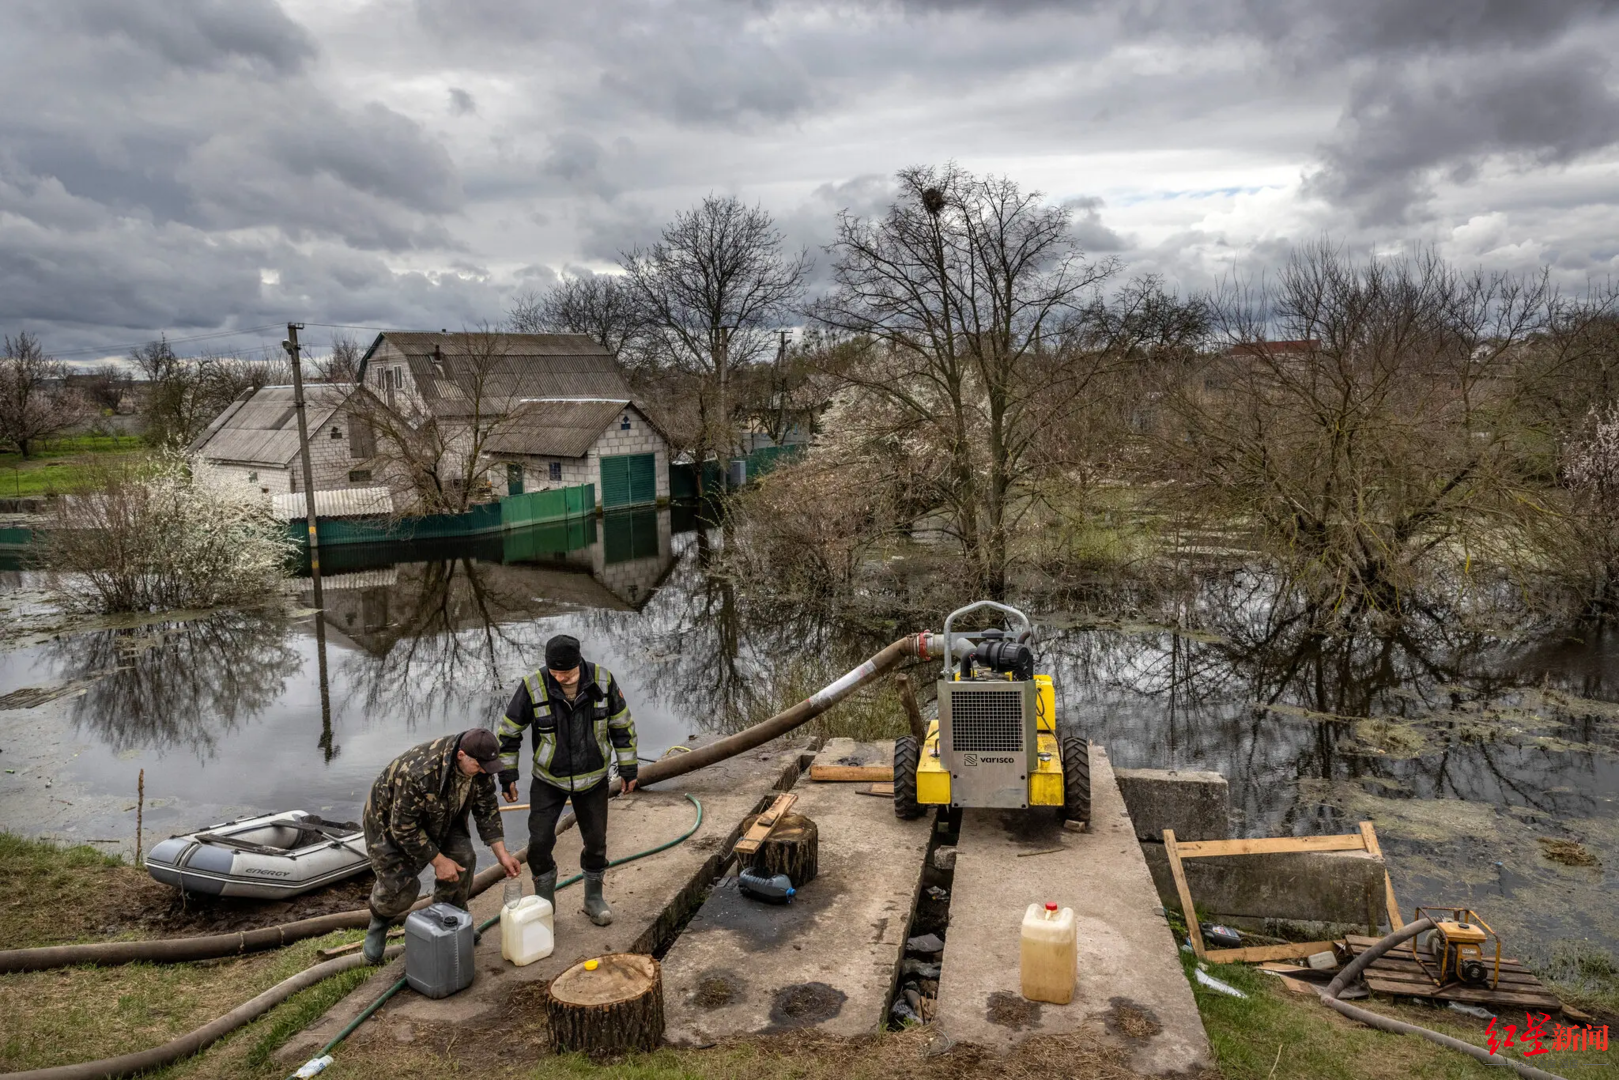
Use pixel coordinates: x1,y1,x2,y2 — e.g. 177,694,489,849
496,662,636,792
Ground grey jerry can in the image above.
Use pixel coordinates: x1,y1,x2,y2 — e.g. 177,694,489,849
404,902,475,998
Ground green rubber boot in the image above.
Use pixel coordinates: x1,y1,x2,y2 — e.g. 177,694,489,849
361,915,390,965
533,868,557,909
583,871,613,926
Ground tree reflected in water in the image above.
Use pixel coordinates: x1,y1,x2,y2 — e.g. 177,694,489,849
44,611,297,756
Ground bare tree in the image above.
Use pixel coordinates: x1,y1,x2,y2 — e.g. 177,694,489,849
343,327,523,513
0,332,86,457
814,163,1119,596
135,338,293,446
620,196,810,482
1163,243,1554,618
312,333,364,383
508,274,646,360
77,363,134,414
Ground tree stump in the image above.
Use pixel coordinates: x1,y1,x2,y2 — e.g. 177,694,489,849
545,953,664,1054
744,812,818,886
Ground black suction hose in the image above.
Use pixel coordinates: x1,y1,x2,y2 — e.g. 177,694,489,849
1321,919,1568,1080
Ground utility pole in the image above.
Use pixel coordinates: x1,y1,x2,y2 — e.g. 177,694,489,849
284,322,323,612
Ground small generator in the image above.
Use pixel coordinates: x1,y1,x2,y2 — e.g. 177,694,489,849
1413,907,1502,989
893,601,1090,823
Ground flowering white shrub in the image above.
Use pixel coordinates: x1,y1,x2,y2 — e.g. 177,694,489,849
46,453,294,613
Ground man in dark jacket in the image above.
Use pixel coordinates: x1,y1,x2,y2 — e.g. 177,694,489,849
496,634,637,926
360,728,521,963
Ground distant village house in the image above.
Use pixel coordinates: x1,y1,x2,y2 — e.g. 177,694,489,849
189,331,668,511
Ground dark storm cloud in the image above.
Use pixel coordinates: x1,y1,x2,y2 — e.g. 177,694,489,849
1063,197,1128,253
47,0,317,73
1309,49,1619,225
448,88,477,116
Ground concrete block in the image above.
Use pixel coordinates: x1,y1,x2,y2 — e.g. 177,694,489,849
1115,768,1229,843
1139,844,1389,926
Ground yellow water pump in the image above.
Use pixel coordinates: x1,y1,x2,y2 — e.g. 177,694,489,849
892,601,1090,823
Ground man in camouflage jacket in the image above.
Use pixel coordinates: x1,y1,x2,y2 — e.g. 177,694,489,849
360,728,521,963
497,633,637,926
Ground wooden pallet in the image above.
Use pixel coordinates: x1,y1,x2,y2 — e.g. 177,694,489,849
1164,821,1401,964
1343,935,1563,1011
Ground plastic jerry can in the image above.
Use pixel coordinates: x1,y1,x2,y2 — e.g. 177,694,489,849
738,867,796,904
1020,902,1077,1004
500,895,555,966
404,903,475,999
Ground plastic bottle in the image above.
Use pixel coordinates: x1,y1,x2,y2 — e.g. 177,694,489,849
1020,901,1077,1004
738,867,796,904
500,893,555,966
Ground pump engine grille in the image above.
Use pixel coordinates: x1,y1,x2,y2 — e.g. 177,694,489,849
945,686,1025,753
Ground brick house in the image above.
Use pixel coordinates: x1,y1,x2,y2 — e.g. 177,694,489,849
482,398,670,508
356,331,668,511
189,384,375,495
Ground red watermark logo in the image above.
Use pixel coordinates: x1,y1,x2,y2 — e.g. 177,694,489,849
1487,1013,1609,1056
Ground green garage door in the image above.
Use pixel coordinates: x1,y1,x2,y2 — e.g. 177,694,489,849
600,453,656,508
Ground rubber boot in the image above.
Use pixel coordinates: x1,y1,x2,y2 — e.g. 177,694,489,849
362,915,390,965
533,868,557,909
583,870,613,926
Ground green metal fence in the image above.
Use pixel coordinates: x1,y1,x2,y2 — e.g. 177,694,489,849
288,483,596,547
669,446,804,500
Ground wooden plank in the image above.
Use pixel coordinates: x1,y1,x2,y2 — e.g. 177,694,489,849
1362,974,1560,1008
732,792,798,856
1354,821,1404,930
857,782,894,797
1205,941,1337,964
1162,829,1204,961
1360,963,1545,989
809,764,893,782
1175,834,1370,857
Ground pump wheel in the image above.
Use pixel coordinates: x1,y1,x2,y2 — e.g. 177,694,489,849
1060,736,1091,825
893,736,924,820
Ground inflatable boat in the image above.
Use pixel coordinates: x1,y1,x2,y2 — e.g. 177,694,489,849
145,811,370,899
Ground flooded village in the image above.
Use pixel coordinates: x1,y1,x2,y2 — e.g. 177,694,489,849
4,3,1619,1079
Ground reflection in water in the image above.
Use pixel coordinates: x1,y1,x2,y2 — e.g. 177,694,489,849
311,507,682,730
44,611,298,756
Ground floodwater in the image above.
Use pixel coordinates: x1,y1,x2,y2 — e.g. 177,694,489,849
1,531,1615,966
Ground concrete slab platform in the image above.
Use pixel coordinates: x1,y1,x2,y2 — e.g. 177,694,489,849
934,745,1211,1076
661,765,931,1044
277,739,810,1065
809,737,892,772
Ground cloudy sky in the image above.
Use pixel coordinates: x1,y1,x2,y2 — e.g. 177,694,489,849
5,0,1619,364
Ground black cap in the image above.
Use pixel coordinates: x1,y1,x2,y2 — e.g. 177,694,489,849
545,634,582,672
459,728,504,775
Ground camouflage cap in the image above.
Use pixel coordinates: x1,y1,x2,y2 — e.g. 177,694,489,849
459,728,504,774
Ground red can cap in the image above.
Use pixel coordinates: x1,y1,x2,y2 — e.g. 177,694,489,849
1045,903,1058,912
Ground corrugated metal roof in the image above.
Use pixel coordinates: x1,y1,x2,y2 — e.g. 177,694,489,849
191,385,356,466
271,487,393,519
483,399,629,458
364,332,630,418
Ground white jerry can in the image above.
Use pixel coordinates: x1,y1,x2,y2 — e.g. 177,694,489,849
1020,902,1077,1004
500,894,555,966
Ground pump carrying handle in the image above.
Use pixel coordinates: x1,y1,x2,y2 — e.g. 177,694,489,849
941,600,1033,678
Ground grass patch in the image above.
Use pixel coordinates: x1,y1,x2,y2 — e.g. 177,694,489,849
1538,838,1600,867
0,832,129,948
242,963,374,1068
0,434,148,496
1187,953,1615,1078
1539,940,1619,1017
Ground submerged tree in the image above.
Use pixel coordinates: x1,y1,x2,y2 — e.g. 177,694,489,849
814,163,1119,597
1164,243,1555,619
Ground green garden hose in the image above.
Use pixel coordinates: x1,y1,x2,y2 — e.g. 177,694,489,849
285,792,704,1079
